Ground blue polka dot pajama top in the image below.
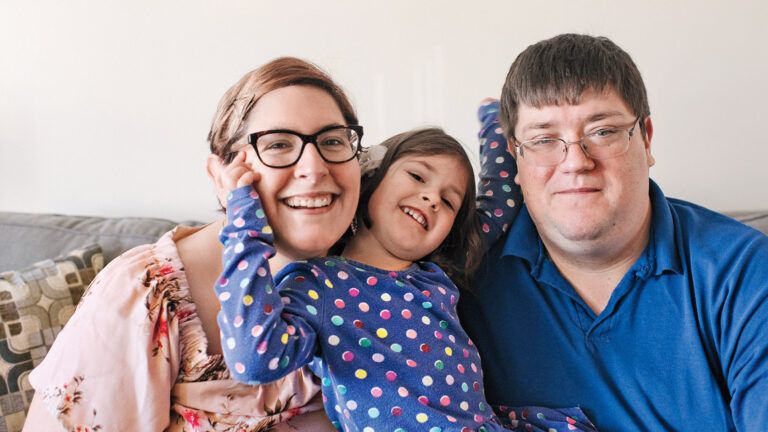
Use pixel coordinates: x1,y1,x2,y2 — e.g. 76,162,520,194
215,102,595,432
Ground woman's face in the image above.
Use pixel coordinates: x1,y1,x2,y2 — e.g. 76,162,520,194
237,85,361,261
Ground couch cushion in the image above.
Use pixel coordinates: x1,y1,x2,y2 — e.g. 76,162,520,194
0,244,102,430
0,212,201,272
726,210,768,235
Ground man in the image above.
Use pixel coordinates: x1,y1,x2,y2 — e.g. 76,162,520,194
459,34,768,431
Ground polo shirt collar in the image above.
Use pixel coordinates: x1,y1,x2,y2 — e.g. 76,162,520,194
500,179,682,277
646,179,683,276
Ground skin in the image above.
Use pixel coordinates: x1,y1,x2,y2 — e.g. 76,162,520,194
24,85,355,432
208,85,362,272
511,87,655,313
343,154,469,270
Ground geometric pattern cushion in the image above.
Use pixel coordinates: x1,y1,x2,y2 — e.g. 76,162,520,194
0,244,102,432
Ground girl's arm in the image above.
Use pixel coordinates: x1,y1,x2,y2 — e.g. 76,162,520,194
475,99,522,251
216,186,325,384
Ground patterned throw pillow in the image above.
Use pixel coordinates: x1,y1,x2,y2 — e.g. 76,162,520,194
0,244,103,431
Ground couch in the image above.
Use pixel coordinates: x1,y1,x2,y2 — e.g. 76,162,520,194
0,209,766,430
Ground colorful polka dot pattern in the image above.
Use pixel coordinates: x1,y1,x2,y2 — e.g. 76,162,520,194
476,100,522,249
216,187,508,430
213,105,533,431
495,405,597,431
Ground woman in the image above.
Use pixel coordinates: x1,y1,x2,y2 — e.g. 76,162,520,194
24,57,361,431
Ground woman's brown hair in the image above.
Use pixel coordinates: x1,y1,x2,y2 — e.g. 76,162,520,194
208,57,358,161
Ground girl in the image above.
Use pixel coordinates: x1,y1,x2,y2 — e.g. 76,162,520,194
215,105,595,431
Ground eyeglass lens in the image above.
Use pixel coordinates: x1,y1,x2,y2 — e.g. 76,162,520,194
255,127,360,167
522,128,634,167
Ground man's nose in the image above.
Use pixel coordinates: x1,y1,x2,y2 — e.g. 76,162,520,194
559,141,595,173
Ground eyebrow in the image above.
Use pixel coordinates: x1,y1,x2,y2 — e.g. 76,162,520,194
259,122,346,134
519,111,629,135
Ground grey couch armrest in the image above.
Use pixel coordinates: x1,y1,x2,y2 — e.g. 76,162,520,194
0,212,203,272
726,210,768,235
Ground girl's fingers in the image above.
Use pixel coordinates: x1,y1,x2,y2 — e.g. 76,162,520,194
236,171,255,188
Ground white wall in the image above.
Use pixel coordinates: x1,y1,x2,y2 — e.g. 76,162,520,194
1,0,766,222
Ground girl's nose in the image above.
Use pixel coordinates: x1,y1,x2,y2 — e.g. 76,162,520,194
421,193,439,211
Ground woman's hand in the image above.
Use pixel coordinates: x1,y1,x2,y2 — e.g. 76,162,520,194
221,150,261,193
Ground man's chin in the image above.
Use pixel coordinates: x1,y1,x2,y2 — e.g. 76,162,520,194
552,220,609,244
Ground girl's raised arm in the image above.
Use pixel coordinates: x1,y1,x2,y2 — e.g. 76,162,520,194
475,99,522,251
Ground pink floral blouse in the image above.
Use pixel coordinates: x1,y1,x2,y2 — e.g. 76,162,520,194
29,226,323,431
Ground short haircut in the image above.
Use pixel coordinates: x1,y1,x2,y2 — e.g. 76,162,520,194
355,128,483,290
208,57,358,162
500,33,650,140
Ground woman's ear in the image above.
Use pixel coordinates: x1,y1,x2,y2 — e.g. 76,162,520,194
206,154,228,209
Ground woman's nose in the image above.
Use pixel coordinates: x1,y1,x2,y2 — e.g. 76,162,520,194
294,143,330,181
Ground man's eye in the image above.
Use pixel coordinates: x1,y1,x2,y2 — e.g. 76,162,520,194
409,172,424,183
594,128,620,138
527,139,559,148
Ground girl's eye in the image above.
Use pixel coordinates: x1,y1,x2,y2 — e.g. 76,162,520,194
442,198,456,211
409,172,424,183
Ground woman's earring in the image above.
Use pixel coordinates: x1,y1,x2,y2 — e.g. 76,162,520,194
350,218,359,236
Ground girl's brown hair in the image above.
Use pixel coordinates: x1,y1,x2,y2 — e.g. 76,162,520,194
208,57,358,161
355,128,483,290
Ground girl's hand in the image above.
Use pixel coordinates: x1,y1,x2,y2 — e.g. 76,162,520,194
221,150,261,193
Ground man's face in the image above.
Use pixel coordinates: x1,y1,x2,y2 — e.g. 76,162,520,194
511,87,655,253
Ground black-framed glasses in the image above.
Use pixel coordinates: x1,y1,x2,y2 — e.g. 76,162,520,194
246,125,364,168
513,116,642,167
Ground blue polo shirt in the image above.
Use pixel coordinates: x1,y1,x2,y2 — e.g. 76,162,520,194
459,181,768,431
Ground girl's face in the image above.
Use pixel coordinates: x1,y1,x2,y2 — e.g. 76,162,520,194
351,153,469,269
236,85,361,261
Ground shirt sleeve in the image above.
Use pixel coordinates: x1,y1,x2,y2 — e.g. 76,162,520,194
475,100,522,251
721,236,768,431
28,246,179,431
216,186,326,384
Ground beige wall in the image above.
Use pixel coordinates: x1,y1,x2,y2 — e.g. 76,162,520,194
1,0,766,222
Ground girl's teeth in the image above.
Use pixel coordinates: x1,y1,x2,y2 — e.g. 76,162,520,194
402,207,427,229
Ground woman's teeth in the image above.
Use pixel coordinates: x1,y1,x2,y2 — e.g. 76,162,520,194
285,195,332,208
402,206,427,229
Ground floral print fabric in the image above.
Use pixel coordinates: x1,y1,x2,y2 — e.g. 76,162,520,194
29,226,322,431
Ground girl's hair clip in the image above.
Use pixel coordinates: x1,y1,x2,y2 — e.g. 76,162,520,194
359,144,388,177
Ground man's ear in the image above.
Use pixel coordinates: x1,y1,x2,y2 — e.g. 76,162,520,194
206,154,228,208
507,138,522,185
643,116,655,168
507,138,518,159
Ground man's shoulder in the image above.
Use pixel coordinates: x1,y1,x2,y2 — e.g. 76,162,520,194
663,197,768,287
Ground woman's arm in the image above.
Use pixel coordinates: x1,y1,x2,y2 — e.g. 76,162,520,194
24,245,179,430
475,99,522,250
216,185,325,384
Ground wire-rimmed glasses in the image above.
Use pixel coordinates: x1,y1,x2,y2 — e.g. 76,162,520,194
513,116,642,167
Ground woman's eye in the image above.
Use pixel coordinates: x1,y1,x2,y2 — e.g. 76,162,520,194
262,141,293,151
409,172,424,183
320,138,344,148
